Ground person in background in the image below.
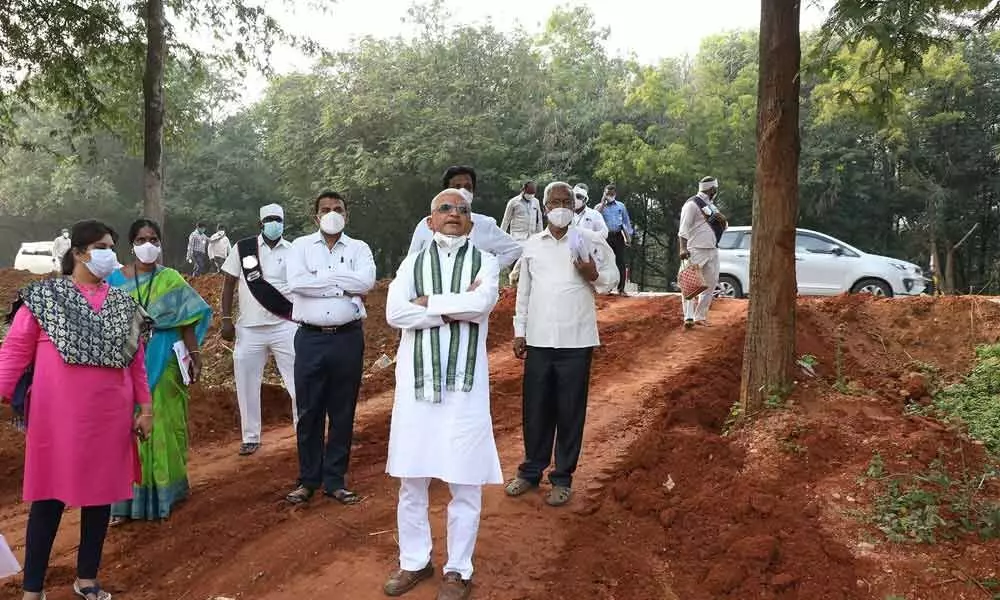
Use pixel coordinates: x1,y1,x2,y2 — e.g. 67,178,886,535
186,223,209,276
51,228,71,272
0,219,153,600
407,166,522,270
284,191,376,506
678,176,727,328
383,188,502,600
220,204,298,456
571,184,609,237
506,182,618,507
597,184,633,295
109,219,212,524
500,180,543,242
208,225,231,273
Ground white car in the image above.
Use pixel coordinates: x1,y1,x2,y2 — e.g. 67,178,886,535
13,241,59,275
717,226,927,298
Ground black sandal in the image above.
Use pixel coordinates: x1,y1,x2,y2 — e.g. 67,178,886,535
285,485,314,505
324,488,361,505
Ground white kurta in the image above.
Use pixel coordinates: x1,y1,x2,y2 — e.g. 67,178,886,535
385,242,504,486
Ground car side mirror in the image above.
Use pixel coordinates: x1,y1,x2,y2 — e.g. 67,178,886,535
830,245,843,256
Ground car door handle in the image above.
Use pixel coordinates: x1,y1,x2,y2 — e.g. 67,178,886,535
795,257,804,261
735,253,748,258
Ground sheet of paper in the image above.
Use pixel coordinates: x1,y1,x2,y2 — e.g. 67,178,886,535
173,341,192,386
0,534,21,579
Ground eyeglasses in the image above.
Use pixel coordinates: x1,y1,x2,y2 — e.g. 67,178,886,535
435,203,471,215
575,194,587,201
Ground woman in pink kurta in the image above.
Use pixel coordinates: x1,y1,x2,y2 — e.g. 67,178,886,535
0,220,152,600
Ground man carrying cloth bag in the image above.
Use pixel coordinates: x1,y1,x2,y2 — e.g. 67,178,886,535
678,176,728,328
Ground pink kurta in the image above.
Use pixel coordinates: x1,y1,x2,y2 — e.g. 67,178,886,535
0,284,150,506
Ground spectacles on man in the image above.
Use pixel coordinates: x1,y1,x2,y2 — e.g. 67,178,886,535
435,203,471,215
575,193,587,201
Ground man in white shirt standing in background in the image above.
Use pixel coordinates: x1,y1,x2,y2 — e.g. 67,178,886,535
504,181,618,508
407,165,522,270
52,228,71,272
500,180,543,242
284,191,377,506
220,203,297,456
571,184,609,237
678,176,728,328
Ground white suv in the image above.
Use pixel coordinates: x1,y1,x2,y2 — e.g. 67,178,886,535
13,241,59,275
716,226,927,298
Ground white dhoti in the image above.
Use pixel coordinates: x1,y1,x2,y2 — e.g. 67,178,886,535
233,321,298,443
682,247,720,322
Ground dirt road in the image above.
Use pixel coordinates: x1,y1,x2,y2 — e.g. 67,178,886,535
4,286,1000,599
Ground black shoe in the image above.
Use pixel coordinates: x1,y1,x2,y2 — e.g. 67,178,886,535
239,442,260,456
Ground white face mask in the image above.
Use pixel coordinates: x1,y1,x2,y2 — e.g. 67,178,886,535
133,242,161,265
547,208,574,229
84,248,118,279
433,232,468,251
524,193,536,201
574,198,586,211
319,211,346,235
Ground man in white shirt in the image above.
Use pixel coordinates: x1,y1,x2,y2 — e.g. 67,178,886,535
220,204,297,456
284,191,377,506
571,184,609,237
505,182,618,507
383,188,502,600
500,180,543,241
678,176,728,328
52,228,70,271
407,165,522,269
208,226,231,273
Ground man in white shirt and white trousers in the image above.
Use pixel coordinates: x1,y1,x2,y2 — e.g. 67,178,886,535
220,203,297,456
407,165,522,270
678,176,728,328
284,190,377,506
383,188,502,600
505,182,618,507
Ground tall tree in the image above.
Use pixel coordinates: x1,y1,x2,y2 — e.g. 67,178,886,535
741,0,801,414
144,0,167,224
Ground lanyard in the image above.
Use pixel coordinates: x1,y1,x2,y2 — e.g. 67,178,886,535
135,265,159,310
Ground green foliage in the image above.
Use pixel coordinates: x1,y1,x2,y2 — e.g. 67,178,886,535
869,456,1000,544
932,344,1000,455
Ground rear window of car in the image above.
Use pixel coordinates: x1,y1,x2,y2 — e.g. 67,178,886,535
718,231,743,249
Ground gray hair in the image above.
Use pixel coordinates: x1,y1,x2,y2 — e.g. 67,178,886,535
543,181,573,205
430,188,471,210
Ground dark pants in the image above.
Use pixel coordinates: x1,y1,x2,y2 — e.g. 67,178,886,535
517,346,594,488
23,501,111,593
192,252,209,276
607,231,627,293
293,324,364,492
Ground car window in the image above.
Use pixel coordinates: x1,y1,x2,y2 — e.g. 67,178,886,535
738,233,752,249
796,233,837,254
718,231,742,250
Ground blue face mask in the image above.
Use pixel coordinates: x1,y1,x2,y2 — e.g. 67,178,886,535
262,221,284,241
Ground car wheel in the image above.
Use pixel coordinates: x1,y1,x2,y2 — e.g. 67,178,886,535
850,278,892,298
716,275,743,298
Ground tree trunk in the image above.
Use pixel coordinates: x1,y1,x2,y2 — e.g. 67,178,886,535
740,0,801,416
944,244,956,294
143,0,166,225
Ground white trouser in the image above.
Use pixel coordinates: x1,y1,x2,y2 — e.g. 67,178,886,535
397,477,482,580
233,321,298,443
683,247,720,322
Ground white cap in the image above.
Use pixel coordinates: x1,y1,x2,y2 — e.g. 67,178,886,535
573,184,589,200
260,204,283,220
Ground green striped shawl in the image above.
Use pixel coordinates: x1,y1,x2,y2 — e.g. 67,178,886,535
413,241,483,403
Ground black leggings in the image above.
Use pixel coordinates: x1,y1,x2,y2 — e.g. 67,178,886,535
22,500,111,593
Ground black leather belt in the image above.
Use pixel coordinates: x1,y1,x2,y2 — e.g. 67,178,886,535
298,320,361,334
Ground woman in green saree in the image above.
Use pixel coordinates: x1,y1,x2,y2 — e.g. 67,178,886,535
109,219,212,523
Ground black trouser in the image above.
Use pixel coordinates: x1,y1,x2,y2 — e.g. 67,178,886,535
517,346,594,488
606,231,627,292
22,501,111,593
293,323,364,492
